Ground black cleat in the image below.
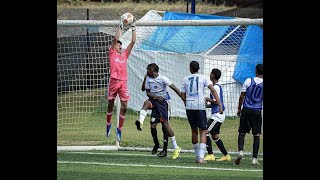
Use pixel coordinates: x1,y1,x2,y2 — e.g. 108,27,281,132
135,120,142,131
151,145,160,155
157,150,167,157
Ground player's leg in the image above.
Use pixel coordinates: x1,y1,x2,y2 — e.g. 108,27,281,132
135,100,152,131
106,99,115,138
106,78,118,138
209,118,230,161
235,108,250,165
204,119,215,161
251,109,262,165
150,109,160,155
116,81,130,142
157,121,168,157
197,110,208,164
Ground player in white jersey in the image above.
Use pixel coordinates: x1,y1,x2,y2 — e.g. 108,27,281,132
136,63,183,160
203,68,231,162
181,61,223,164
139,74,170,157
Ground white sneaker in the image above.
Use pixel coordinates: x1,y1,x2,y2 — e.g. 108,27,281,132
235,150,243,165
252,158,260,165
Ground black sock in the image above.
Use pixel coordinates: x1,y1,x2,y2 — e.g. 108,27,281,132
162,124,168,151
215,138,228,155
151,127,159,147
238,133,245,151
206,135,213,154
253,135,260,158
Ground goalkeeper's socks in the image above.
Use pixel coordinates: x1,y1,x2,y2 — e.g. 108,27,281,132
206,135,213,154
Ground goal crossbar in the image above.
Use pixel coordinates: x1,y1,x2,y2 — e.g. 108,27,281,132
57,19,263,27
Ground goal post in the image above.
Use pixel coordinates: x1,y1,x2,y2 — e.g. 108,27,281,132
57,11,263,155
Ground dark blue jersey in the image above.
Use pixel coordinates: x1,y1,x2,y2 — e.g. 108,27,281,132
210,84,225,114
243,78,263,110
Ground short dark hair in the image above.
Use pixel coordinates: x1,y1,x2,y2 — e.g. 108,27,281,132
256,64,263,75
211,68,221,80
147,63,159,72
190,61,199,72
117,40,122,45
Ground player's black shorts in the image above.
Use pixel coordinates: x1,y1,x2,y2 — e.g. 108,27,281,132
238,107,262,135
186,110,207,130
149,98,169,122
207,119,222,134
150,103,171,124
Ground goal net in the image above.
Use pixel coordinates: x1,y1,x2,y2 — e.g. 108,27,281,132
57,10,263,154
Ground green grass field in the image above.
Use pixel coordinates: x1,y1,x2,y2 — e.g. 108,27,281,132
57,150,263,179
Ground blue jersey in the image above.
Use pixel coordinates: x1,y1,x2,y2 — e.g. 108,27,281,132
243,78,263,110
210,84,225,114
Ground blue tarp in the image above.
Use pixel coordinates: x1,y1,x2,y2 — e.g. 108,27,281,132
140,12,233,53
140,11,263,84
232,25,263,84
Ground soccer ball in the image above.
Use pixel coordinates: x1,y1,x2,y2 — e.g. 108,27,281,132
121,13,134,25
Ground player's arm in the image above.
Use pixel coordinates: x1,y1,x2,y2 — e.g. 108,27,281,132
208,84,223,114
141,74,147,91
111,25,122,50
169,83,182,98
237,92,246,116
126,18,136,55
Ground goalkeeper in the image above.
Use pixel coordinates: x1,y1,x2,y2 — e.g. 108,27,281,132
105,17,136,143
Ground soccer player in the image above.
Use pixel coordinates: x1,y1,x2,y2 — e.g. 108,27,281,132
235,64,263,165
135,63,182,159
140,74,169,157
204,68,231,162
106,18,136,142
181,61,223,164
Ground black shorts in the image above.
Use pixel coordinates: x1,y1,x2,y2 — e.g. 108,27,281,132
186,110,207,130
149,98,169,122
150,107,171,124
238,107,262,135
207,119,222,134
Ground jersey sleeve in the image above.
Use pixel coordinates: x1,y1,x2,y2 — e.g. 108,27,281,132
181,77,187,93
163,76,172,87
145,77,150,90
241,78,251,92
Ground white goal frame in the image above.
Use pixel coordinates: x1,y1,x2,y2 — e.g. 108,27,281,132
57,14,263,155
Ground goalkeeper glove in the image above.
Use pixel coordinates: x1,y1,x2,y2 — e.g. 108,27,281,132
119,21,123,30
131,18,136,31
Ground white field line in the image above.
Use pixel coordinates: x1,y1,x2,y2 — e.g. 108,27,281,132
57,161,262,172
61,151,264,161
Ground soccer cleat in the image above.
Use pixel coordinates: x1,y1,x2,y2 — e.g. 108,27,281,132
172,147,181,160
106,123,112,138
151,144,160,155
115,128,122,142
216,154,231,161
252,158,260,165
234,150,244,165
204,154,216,161
135,120,143,131
157,150,167,158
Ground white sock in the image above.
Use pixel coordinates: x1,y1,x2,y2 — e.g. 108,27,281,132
193,143,199,159
199,143,207,159
139,110,147,124
169,136,179,149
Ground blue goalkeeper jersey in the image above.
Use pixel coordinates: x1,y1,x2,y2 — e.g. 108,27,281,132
210,84,225,114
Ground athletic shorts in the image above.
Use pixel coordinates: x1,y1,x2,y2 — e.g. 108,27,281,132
150,101,171,124
207,119,223,134
238,107,262,135
186,110,207,130
149,98,169,122
108,78,130,101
